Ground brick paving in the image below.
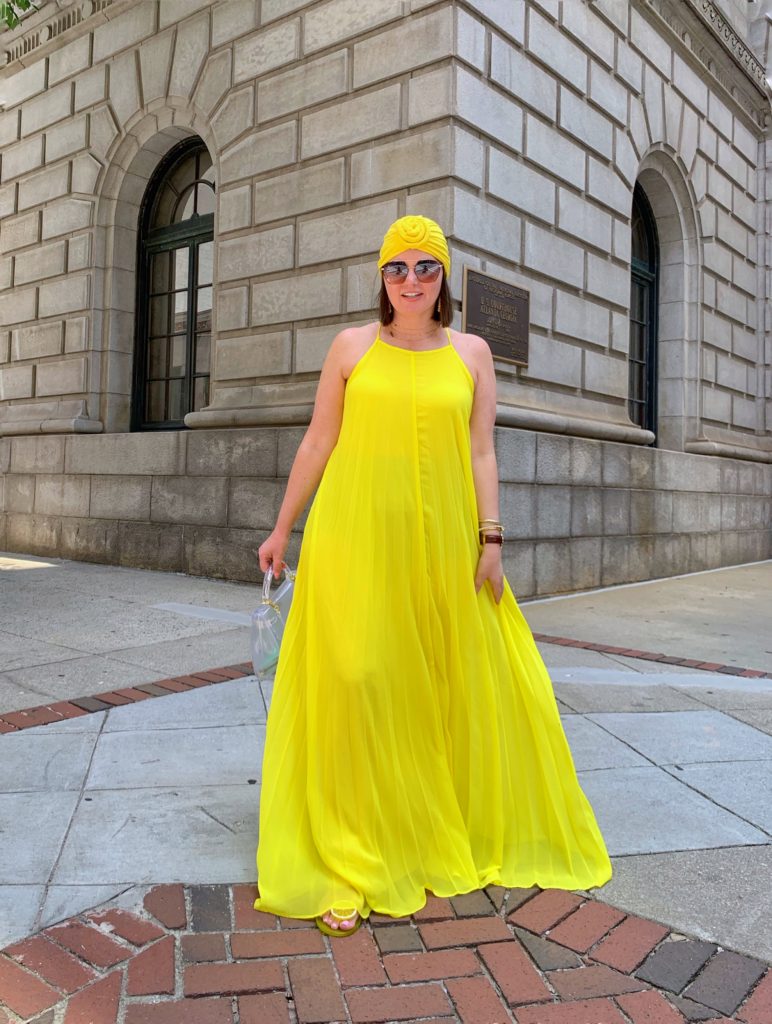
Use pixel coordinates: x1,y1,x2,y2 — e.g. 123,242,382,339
0,883,769,1023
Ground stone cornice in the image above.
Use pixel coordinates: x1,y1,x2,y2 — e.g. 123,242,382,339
4,0,770,108
688,0,767,91
1,0,128,69
636,0,771,123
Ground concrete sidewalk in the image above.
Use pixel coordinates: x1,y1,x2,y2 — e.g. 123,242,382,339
525,560,772,673
0,552,258,715
1,552,771,1021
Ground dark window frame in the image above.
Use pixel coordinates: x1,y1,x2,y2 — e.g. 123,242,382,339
131,138,214,432
629,182,659,440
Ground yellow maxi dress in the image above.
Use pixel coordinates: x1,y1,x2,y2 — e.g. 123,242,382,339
254,327,612,921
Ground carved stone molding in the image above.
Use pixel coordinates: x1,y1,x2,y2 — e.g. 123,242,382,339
637,0,771,124
690,0,767,90
2,0,120,68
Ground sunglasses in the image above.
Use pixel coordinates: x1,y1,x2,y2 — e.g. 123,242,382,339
381,259,443,284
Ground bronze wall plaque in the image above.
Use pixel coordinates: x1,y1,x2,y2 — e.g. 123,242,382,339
461,266,529,365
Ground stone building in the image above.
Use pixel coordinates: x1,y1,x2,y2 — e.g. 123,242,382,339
0,0,770,597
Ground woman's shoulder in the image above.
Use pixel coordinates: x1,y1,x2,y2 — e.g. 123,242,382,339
450,329,490,360
330,322,380,379
449,329,492,383
335,322,380,346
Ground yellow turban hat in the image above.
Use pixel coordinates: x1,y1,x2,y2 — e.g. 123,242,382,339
378,215,450,276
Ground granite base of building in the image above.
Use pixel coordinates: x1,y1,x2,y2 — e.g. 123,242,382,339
0,427,769,598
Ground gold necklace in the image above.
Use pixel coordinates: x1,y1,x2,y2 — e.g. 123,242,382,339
387,321,443,344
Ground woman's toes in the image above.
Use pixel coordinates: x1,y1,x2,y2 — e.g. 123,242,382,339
322,908,358,930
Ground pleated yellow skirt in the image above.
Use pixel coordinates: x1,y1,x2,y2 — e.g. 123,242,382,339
254,329,612,921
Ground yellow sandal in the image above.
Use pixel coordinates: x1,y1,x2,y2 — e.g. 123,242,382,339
315,904,363,937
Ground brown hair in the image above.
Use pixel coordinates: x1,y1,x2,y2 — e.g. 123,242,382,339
378,275,453,327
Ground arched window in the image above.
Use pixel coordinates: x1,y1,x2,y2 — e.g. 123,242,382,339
132,139,215,430
629,182,659,439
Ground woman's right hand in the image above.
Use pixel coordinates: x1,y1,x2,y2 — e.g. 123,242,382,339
258,528,289,575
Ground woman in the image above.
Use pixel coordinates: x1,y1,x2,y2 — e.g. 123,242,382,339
255,215,611,937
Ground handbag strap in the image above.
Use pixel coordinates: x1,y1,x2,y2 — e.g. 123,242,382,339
262,563,295,602
262,564,280,602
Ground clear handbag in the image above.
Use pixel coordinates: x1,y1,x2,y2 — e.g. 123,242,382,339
251,564,296,679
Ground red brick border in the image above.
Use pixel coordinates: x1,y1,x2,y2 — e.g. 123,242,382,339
0,638,769,735
0,883,768,1023
0,663,254,734
532,633,772,680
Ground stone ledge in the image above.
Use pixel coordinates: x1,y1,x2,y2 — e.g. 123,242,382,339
496,404,656,446
184,403,659,441
184,404,315,428
685,439,772,464
0,416,103,436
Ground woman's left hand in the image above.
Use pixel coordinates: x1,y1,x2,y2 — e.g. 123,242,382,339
474,545,504,604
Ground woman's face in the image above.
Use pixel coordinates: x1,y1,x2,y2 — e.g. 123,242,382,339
382,248,444,319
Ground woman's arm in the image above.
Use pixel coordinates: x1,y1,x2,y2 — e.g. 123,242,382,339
257,329,352,572
468,336,504,603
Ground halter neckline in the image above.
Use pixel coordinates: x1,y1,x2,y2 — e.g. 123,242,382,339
376,326,452,354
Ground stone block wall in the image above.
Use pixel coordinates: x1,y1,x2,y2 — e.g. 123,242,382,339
494,429,771,596
0,0,770,592
0,429,305,582
202,0,488,424
0,0,503,434
1,428,769,597
0,0,768,453
436,0,769,457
